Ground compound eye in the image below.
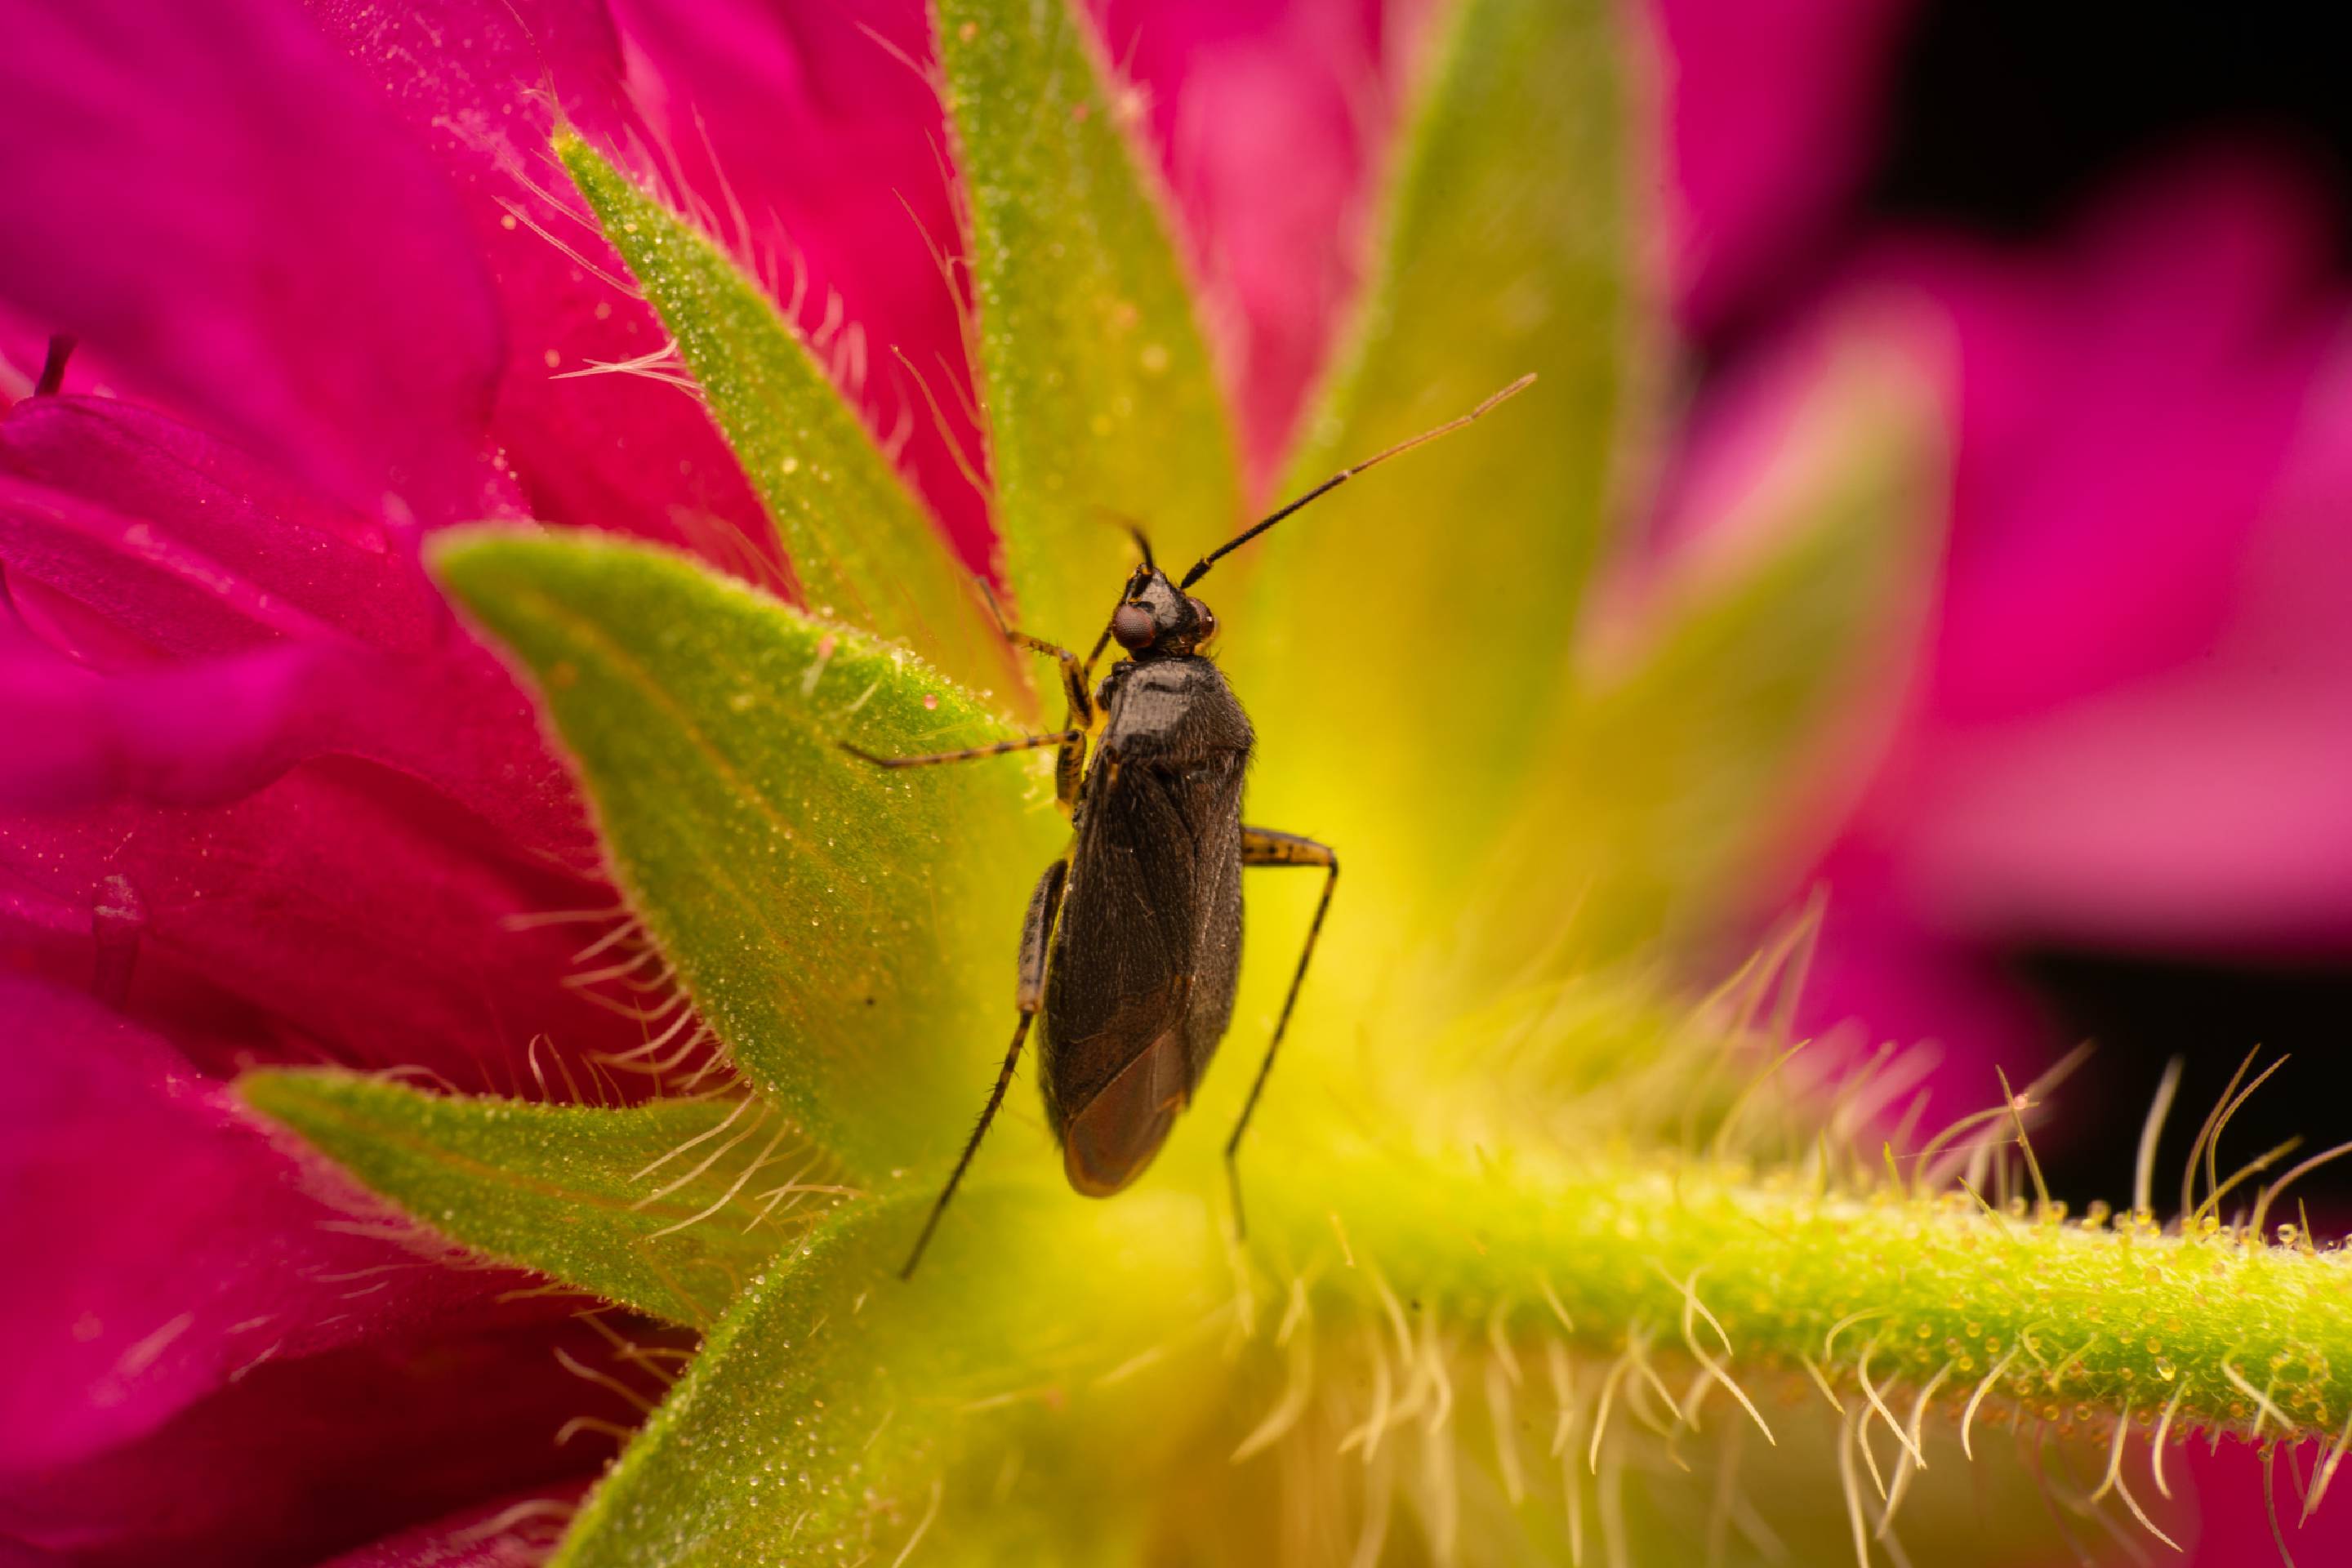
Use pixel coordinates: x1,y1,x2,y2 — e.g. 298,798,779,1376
1111,602,1156,650
1187,597,1217,643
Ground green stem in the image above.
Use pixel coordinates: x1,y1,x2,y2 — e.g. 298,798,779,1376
1286,1146,2352,1451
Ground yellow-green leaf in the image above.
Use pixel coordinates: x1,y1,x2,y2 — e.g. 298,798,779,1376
1227,0,1642,922
433,529,1065,1180
557,134,1013,698
934,0,1241,639
242,1070,814,1327
1481,331,1944,968
551,1187,1222,1568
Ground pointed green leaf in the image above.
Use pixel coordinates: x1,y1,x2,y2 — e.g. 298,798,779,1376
934,0,1241,639
551,1187,1223,1568
1481,334,1944,966
242,1070,813,1327
1227,0,1640,915
433,530,1066,1180
557,134,1012,698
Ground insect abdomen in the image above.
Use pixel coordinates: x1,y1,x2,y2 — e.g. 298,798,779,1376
1037,659,1250,1193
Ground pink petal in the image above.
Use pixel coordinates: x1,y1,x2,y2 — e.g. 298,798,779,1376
1649,0,1916,333
1892,161,2334,723
599,0,987,555
1096,0,1385,483
0,399,439,657
2185,1446,2352,1566
0,638,330,811
0,0,514,523
0,397,594,864
0,1315,670,1568
0,375,665,1096
600,0,1384,533
0,978,544,1476
314,1485,589,1568
1838,161,2352,949
1785,848,2060,1107
0,630,590,878
1668,160,2352,1078
301,0,782,572
0,773,647,1089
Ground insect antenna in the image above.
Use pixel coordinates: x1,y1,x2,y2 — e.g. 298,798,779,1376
1093,509,1156,573
1073,513,1160,682
1177,372,1536,590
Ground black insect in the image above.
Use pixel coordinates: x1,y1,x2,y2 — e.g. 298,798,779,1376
850,375,1533,1276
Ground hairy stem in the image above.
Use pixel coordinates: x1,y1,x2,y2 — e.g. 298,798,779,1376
1285,1145,2352,1455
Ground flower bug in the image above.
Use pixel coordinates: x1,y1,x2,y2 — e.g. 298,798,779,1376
849,375,1535,1276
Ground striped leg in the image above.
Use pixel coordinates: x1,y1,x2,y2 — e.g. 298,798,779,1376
975,583,1091,808
840,728,1082,770
1225,826,1339,1241
902,858,1068,1278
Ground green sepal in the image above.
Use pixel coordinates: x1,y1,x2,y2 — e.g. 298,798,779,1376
933,0,1241,639
550,1186,1223,1568
1479,333,1943,969
432,529,1065,1181
1229,0,1642,922
557,133,1013,699
242,1069,811,1328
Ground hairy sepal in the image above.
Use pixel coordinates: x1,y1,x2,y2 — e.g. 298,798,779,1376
556,134,1012,698
243,1069,813,1327
432,529,1063,1182
933,0,1241,639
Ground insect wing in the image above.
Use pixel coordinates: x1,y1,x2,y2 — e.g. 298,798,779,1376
1041,662,1250,1147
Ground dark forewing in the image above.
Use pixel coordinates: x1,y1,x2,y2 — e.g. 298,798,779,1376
1040,658,1251,1135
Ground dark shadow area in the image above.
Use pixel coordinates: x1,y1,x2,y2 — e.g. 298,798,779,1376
1865,0,2352,255
1826,0,2352,1236
2009,947,2352,1230
1695,0,2352,368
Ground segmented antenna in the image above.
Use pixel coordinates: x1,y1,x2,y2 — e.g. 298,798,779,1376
1178,372,1536,590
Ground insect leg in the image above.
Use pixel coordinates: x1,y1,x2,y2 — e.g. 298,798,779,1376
1225,827,1339,1241
1080,619,1116,688
977,581,1094,729
973,582,1093,809
840,728,1082,769
902,857,1069,1278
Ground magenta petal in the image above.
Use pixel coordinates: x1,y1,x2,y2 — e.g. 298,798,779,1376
1650,0,1916,332
301,0,782,570
0,471,338,660
0,396,639,1086
1890,162,2335,722
314,1485,589,1568
2176,1445,2352,1565
0,770,644,1086
0,978,537,1475
1096,0,1384,481
1836,163,2352,949
0,398,593,864
0,399,437,657
0,635,586,874
0,1316,667,1568
0,595,595,871
0,639,327,810
1879,472,2352,944
1786,849,2060,1111
0,0,512,523
596,0,988,555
